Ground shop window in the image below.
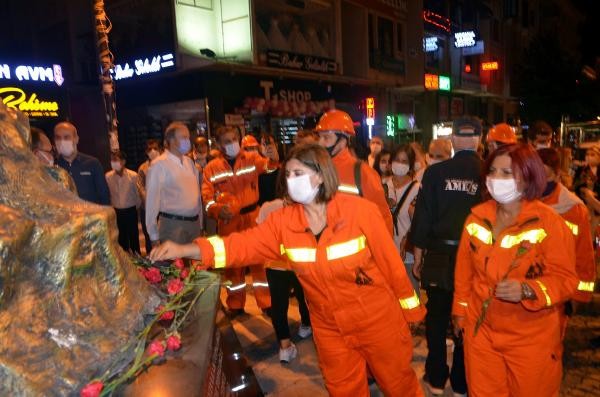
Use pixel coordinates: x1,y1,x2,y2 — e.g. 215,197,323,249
177,0,213,9
396,22,404,53
378,17,394,58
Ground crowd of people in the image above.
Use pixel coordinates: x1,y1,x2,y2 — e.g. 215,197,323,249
30,110,598,397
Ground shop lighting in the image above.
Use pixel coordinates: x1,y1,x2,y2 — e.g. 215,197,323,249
439,75,451,91
481,61,499,71
423,37,439,52
423,10,451,32
454,31,476,48
424,73,439,90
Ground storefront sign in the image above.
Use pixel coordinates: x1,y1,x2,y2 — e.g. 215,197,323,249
424,74,439,90
423,37,439,52
481,61,499,71
423,10,451,33
454,31,476,48
386,115,395,137
266,50,337,75
366,97,375,126
0,86,60,117
111,53,175,81
0,63,64,87
439,75,451,91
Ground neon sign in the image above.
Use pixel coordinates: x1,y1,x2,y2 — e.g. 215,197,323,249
0,86,60,117
0,63,64,86
481,61,499,71
366,97,375,126
111,53,175,81
423,37,439,52
424,74,439,90
423,10,451,33
439,75,451,91
454,31,476,48
386,115,395,137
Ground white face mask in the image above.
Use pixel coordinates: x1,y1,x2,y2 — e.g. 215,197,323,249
111,161,123,172
37,151,54,166
391,162,410,177
535,143,550,149
224,141,240,158
486,177,522,204
148,149,159,161
56,140,75,157
287,174,320,204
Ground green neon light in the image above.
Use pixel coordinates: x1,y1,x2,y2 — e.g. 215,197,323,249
439,75,451,91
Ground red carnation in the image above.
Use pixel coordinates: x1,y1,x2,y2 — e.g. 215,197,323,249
80,381,103,397
166,334,181,351
147,339,165,357
144,267,162,284
156,305,174,321
167,278,184,295
173,258,185,269
180,268,190,279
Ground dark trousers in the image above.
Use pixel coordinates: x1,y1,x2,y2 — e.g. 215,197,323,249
266,268,311,341
424,286,467,394
115,206,141,254
139,208,152,255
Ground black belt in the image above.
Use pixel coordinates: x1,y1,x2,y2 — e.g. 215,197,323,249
159,212,199,222
239,203,259,215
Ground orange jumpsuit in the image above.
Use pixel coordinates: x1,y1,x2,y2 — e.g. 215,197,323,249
453,199,578,397
332,148,393,235
196,193,425,396
202,151,276,310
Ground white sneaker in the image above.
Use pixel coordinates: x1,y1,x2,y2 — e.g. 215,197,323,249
298,324,313,339
279,343,298,363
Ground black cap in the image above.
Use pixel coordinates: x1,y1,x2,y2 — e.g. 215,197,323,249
452,117,482,136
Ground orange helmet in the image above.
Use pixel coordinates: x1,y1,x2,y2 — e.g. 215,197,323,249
487,123,517,144
241,135,259,149
315,109,355,136
216,191,241,215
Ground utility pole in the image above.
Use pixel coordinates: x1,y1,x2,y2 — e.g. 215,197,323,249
93,0,119,151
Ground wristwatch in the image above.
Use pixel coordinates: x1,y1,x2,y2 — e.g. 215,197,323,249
521,282,537,300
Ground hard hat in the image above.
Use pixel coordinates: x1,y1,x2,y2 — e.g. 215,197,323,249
487,123,516,144
216,191,241,215
241,135,259,149
315,109,355,136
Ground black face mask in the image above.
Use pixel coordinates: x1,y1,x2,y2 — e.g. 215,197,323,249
543,181,557,197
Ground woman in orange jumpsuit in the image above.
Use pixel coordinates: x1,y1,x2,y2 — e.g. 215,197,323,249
151,143,425,397
452,144,578,397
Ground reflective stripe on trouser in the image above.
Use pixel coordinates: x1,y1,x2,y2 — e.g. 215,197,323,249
224,265,271,310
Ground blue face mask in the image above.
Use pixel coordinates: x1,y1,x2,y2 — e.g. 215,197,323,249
178,138,191,154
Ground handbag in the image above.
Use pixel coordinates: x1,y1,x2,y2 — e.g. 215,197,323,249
420,251,456,291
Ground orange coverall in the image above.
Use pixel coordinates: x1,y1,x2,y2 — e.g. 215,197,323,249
332,147,393,235
202,150,276,310
196,193,425,396
453,199,578,397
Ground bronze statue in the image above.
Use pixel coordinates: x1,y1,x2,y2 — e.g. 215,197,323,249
0,102,159,396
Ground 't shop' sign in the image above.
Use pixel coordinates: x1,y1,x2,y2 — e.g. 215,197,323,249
111,53,175,81
0,63,64,86
0,86,60,118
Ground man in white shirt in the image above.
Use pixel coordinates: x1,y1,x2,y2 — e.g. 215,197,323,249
137,139,161,254
146,122,202,246
105,150,142,254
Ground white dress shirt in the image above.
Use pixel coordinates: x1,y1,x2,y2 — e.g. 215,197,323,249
105,168,141,209
145,151,202,241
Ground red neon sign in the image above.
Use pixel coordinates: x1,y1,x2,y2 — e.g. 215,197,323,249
424,74,439,90
423,10,451,33
366,97,375,119
481,61,499,71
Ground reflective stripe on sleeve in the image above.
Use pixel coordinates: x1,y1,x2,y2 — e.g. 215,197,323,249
205,200,216,212
252,282,270,288
338,184,360,195
399,291,421,310
209,171,234,182
226,283,246,291
564,220,579,236
326,235,367,260
466,223,493,245
577,280,595,292
535,280,552,306
207,236,226,268
500,229,547,249
235,166,256,176
458,301,468,307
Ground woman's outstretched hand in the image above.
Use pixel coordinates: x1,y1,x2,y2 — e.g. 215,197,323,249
149,241,201,262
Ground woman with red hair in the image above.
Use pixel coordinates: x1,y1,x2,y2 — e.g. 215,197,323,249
452,143,578,396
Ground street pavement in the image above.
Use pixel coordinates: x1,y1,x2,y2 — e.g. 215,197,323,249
221,279,600,397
